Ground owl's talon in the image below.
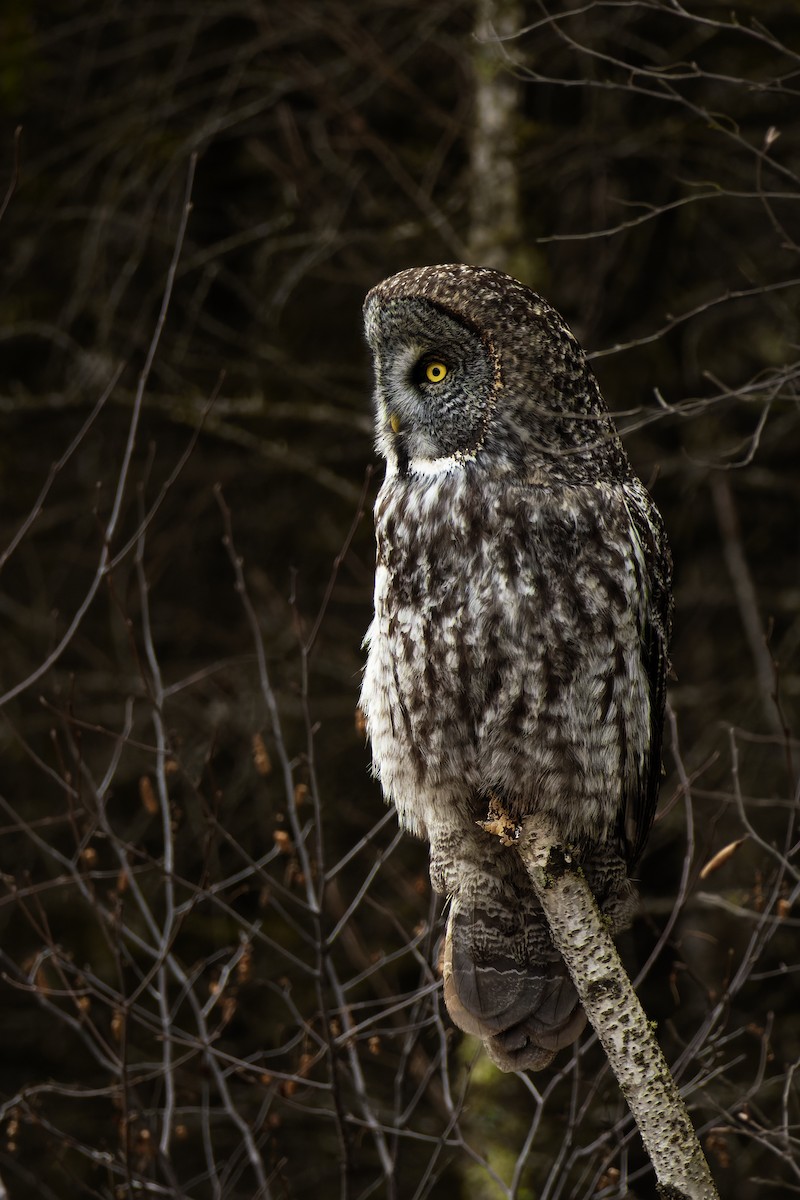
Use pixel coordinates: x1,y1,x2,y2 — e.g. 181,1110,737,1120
476,797,520,846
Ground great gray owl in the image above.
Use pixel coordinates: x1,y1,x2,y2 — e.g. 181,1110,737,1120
360,264,672,1072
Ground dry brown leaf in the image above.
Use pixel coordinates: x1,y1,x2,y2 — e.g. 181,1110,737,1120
252,732,272,776
139,775,158,815
699,838,746,880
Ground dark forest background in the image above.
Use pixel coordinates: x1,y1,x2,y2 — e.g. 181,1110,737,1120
0,2,798,1197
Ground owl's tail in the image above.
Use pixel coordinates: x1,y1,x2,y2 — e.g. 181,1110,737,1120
441,894,587,1071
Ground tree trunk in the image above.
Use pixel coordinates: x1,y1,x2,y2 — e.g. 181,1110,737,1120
467,0,523,270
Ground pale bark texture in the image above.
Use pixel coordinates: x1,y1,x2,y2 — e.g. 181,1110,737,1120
514,815,721,1200
468,0,523,270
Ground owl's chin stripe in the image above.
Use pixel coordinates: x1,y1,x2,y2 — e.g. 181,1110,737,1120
409,454,468,477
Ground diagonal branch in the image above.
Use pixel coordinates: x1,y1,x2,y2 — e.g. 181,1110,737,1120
499,810,720,1200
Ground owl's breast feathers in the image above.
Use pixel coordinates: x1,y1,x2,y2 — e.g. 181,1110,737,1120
360,465,671,861
360,461,671,1071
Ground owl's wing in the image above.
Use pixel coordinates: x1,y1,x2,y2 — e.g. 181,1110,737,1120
622,482,674,865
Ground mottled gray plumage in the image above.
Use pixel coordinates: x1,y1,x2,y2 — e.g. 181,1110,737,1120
360,264,672,1071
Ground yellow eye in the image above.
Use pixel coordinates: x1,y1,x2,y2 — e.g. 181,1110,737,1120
389,412,401,433
425,361,447,383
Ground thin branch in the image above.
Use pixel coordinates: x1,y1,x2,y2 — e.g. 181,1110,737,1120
495,810,721,1200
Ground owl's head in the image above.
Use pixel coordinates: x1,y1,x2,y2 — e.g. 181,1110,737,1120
363,264,626,483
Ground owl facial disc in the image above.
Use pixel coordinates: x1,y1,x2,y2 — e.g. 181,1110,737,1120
364,294,495,470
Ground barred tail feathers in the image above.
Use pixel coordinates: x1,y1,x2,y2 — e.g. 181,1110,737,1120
441,892,586,1072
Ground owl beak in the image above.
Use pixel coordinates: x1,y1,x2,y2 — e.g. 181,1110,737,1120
389,412,401,434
